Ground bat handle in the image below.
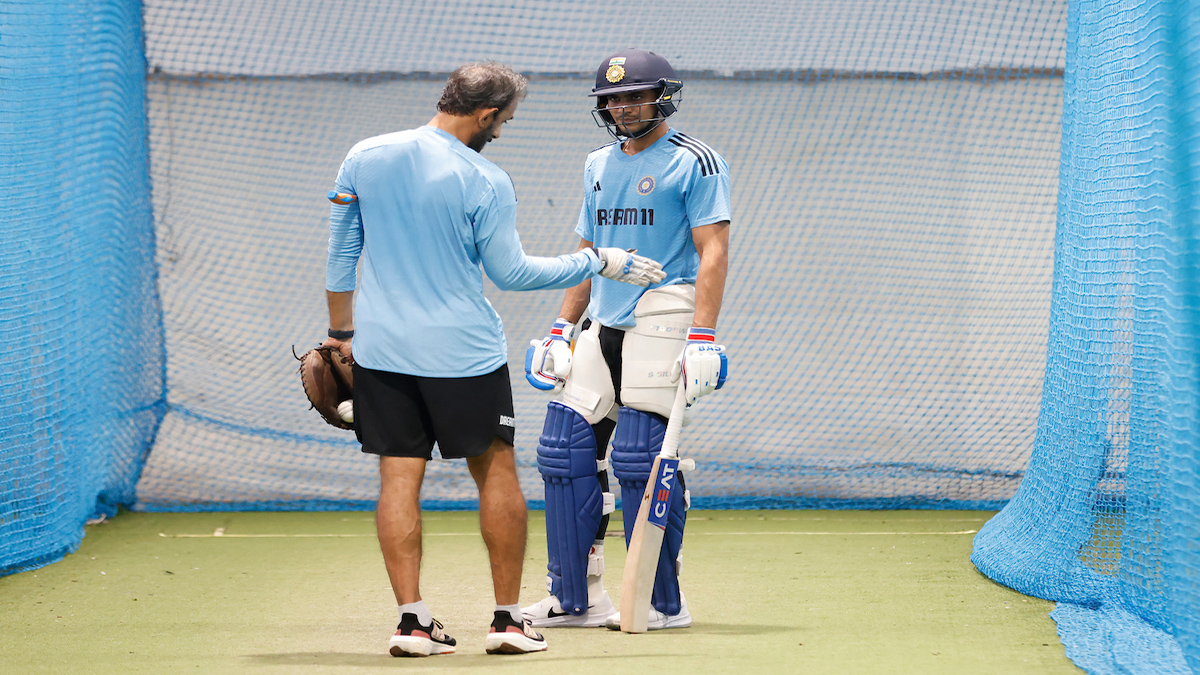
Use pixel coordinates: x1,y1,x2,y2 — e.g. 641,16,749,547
659,383,687,460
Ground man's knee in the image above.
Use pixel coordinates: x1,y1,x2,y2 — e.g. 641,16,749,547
379,456,427,492
468,438,520,485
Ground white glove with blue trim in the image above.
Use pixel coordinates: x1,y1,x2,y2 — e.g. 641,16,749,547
672,327,728,406
593,247,666,287
525,318,576,392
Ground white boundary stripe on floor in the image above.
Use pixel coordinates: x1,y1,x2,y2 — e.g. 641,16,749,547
158,529,978,538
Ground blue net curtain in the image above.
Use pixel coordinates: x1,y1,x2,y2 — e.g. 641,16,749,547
972,0,1200,671
0,0,164,575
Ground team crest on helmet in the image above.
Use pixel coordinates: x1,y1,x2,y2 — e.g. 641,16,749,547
606,65,625,83
637,176,656,195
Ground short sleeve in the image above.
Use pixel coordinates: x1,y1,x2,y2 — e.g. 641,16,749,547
684,153,731,229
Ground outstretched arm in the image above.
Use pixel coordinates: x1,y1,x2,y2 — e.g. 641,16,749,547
556,238,595,323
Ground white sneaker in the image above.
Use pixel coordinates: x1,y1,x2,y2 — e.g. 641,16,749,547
521,590,617,628
605,594,692,631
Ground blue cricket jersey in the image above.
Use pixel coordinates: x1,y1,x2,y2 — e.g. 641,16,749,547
327,126,603,377
575,128,731,328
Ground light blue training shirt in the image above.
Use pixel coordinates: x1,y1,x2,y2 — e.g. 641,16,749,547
576,128,731,328
327,126,603,377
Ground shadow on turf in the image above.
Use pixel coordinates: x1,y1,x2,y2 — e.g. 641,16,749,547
248,624,796,667
248,652,680,667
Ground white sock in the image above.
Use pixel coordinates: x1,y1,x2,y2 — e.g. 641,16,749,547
399,601,433,626
587,541,606,600
496,603,523,624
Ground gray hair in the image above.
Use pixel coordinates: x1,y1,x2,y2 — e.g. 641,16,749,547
437,61,528,116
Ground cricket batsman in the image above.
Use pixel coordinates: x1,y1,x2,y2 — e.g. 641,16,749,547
522,48,731,630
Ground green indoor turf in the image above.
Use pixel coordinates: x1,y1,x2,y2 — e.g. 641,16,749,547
0,510,1080,674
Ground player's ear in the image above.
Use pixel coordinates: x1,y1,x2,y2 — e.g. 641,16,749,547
475,107,499,129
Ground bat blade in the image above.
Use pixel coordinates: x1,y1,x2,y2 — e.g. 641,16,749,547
620,455,678,633
620,384,687,634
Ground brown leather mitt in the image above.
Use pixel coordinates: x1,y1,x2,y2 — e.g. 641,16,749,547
296,345,355,430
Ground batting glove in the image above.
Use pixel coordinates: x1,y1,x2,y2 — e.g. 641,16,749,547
593,248,666,287
672,327,728,406
525,318,577,392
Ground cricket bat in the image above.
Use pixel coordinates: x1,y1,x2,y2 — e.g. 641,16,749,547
620,382,688,633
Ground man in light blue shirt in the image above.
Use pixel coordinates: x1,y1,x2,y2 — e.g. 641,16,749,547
320,61,663,657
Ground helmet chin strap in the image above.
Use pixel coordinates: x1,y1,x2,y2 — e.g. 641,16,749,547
599,104,667,142
614,117,665,142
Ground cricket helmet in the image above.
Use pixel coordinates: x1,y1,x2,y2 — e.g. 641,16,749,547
590,48,683,138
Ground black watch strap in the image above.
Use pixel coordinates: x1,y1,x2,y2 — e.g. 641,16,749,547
327,328,355,340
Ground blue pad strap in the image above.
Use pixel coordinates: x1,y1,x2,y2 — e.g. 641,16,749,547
611,407,686,614
537,402,602,616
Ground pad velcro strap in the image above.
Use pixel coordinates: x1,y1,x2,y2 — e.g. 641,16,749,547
587,550,606,576
596,458,611,473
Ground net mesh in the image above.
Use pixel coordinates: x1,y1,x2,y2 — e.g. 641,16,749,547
132,0,1066,509
0,0,164,576
971,0,1200,671
5,1,1200,672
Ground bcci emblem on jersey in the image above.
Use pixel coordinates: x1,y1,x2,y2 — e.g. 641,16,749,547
636,176,655,195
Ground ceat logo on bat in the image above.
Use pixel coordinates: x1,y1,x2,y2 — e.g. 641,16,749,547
647,458,679,530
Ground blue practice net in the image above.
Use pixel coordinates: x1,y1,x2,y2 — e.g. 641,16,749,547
4,1,1200,672
972,0,1200,671
0,0,164,576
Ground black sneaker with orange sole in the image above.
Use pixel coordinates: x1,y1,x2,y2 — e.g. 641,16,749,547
484,610,548,654
388,613,456,657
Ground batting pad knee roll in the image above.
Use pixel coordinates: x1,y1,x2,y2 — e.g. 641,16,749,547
611,407,665,544
537,402,604,616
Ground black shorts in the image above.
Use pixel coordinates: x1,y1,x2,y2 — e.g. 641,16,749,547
352,363,516,460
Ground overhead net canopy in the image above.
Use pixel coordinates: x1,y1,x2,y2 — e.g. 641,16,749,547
133,0,1067,509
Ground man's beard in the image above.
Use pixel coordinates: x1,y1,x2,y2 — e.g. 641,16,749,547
467,125,496,152
617,116,661,139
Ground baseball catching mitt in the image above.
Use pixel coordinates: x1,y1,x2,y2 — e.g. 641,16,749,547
295,345,355,430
